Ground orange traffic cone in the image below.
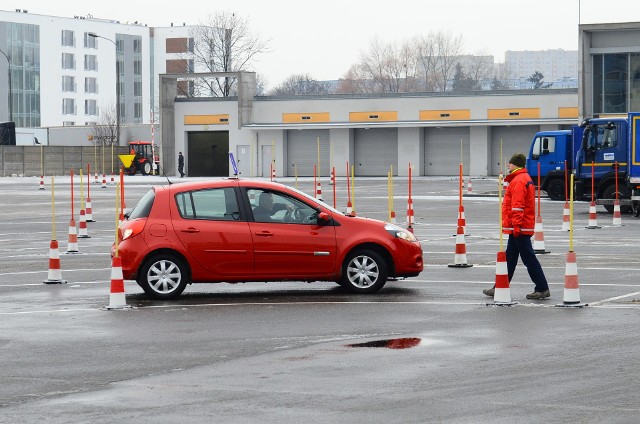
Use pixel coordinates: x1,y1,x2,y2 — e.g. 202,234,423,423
533,215,549,254
490,251,516,305
346,200,354,216
39,175,45,190
106,256,129,309
406,198,414,233
467,178,473,194
585,201,600,229
390,210,397,224
110,175,115,185
43,240,67,284
78,209,90,238
448,225,472,268
561,201,570,231
94,172,99,184
101,175,107,188
85,196,94,222
329,169,335,185
66,218,79,254
316,181,323,201
271,163,276,182
556,251,587,308
612,199,622,226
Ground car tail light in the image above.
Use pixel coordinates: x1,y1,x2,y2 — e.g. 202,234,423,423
122,219,147,240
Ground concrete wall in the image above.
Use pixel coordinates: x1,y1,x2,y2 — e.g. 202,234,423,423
0,145,130,177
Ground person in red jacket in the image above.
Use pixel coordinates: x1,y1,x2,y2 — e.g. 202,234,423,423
483,153,550,299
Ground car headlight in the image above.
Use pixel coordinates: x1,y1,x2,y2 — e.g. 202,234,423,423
385,223,417,242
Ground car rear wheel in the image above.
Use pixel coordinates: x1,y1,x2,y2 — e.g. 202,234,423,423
137,253,189,299
340,249,388,293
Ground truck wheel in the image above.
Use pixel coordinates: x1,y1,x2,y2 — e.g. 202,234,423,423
141,162,152,175
601,184,631,214
545,179,565,201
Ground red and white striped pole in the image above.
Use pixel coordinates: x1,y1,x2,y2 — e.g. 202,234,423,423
612,162,622,226
407,163,414,233
586,161,600,229
67,169,79,254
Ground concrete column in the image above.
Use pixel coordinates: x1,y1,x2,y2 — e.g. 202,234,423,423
398,127,422,176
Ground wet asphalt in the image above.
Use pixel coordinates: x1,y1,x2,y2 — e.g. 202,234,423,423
1,174,639,423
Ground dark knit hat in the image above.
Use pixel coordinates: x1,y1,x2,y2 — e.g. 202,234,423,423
509,153,526,168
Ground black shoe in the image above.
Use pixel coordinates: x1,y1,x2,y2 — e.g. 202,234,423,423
483,287,495,297
526,290,550,300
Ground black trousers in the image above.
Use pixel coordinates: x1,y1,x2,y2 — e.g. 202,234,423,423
506,234,549,292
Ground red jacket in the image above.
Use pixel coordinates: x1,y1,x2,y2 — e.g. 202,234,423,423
502,168,536,235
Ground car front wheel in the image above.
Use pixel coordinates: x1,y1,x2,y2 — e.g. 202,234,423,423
340,249,388,293
137,253,189,299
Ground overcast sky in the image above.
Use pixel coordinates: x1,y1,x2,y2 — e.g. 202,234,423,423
7,0,640,88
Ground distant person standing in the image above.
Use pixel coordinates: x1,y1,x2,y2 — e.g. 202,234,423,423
178,152,185,178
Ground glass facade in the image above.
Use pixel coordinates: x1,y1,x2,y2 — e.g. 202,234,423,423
593,53,640,114
6,22,40,127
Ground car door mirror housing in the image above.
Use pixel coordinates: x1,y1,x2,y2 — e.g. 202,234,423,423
317,211,330,224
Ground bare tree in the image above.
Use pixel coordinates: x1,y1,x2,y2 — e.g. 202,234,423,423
269,73,334,95
90,104,118,147
185,11,270,97
430,30,464,91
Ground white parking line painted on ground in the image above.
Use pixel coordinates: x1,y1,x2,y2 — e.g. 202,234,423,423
587,291,640,306
0,268,111,277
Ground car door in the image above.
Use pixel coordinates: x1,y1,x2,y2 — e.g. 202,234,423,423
173,187,254,278
246,188,337,279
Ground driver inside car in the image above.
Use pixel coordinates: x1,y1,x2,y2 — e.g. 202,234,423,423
252,192,291,222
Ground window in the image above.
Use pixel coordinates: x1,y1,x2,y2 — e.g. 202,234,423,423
63,121,75,126
175,188,240,221
62,76,76,92
61,30,75,47
631,54,640,112
133,38,142,54
84,54,97,71
85,77,98,94
84,32,97,48
85,99,98,116
587,124,618,151
134,101,142,120
134,59,142,75
61,53,75,70
531,136,556,159
62,98,76,115
247,189,318,224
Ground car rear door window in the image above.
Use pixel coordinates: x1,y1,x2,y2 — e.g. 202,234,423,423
175,187,240,221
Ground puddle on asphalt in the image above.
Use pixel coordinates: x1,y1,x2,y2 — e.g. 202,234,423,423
346,337,422,349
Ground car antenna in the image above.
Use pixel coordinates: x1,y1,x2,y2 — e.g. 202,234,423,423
161,168,173,185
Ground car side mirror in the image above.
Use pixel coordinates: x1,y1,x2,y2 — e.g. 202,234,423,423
317,211,330,224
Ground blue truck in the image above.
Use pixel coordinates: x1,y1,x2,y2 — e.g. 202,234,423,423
527,112,640,214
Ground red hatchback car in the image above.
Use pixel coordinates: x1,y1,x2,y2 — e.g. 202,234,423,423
116,179,423,299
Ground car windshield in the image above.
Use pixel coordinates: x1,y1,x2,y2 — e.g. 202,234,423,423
286,185,344,215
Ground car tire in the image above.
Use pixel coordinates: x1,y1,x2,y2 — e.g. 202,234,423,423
137,253,189,299
340,249,388,293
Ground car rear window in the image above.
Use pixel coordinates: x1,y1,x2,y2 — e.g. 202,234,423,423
128,189,155,219
175,187,240,221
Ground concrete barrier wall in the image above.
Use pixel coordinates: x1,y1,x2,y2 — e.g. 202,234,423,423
1,146,131,177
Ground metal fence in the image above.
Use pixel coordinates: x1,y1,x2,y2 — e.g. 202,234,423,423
0,145,131,177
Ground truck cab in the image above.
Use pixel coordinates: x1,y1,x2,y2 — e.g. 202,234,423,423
527,130,574,200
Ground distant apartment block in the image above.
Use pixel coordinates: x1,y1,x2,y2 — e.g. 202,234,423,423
505,49,578,89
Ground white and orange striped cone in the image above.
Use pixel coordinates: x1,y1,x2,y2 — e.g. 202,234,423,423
39,175,45,190
467,178,473,194
585,201,600,229
561,201,570,231
271,164,276,182
329,169,335,185
101,175,107,188
448,225,473,268
106,256,130,310
406,198,414,233
612,199,622,226
346,200,354,216
556,251,587,308
533,215,549,254
66,218,79,254
390,210,397,225
490,251,516,305
85,197,95,222
110,174,115,185
94,172,99,184
454,205,468,235
78,209,90,238
43,240,67,284
316,181,323,201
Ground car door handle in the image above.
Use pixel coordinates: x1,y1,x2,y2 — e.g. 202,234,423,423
255,231,273,237
181,228,200,233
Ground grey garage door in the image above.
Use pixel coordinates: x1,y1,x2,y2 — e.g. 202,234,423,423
424,127,470,176
286,129,330,177
354,128,398,176
490,125,538,176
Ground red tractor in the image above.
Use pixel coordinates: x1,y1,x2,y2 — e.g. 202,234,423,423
126,141,160,175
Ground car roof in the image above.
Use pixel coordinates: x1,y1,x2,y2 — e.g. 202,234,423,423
156,178,290,194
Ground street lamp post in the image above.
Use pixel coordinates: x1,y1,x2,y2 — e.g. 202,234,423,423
87,33,119,147
0,48,12,122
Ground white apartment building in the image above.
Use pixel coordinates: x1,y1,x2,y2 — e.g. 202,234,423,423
0,9,199,129
505,49,578,88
